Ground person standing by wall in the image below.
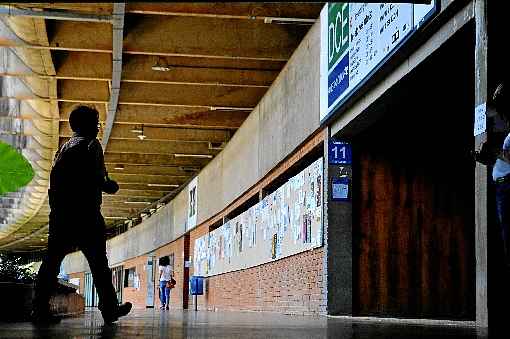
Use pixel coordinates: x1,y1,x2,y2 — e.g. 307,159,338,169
475,82,510,266
158,256,174,310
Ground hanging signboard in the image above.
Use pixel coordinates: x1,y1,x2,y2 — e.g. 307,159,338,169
320,2,438,123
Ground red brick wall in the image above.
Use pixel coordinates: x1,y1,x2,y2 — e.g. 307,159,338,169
121,256,148,309
154,237,185,309
188,225,326,315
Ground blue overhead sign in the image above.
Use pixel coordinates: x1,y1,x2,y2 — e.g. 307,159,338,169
328,140,351,165
320,2,438,123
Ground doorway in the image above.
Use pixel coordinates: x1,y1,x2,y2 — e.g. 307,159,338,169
350,23,476,319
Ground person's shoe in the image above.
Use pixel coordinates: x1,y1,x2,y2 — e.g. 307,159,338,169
165,305,169,310
102,302,132,325
160,304,165,310
30,310,62,326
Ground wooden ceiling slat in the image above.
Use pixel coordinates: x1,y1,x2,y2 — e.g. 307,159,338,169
114,105,249,129
126,3,322,20
59,122,231,143
54,52,279,87
57,79,264,108
104,153,210,167
105,164,198,177
104,139,217,156
44,16,308,60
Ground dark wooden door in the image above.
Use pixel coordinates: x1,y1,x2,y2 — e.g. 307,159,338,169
352,23,475,319
354,144,475,319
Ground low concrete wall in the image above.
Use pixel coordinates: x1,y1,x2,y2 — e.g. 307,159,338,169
0,281,84,322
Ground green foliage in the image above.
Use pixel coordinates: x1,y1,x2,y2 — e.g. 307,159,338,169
0,253,35,283
0,141,35,195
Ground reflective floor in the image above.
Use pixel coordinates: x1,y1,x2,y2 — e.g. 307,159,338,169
0,308,480,339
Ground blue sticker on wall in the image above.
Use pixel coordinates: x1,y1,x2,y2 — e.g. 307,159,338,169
332,177,350,201
328,140,351,165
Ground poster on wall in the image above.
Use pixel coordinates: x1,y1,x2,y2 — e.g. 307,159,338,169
319,2,438,123
193,158,324,277
193,235,208,276
186,177,198,231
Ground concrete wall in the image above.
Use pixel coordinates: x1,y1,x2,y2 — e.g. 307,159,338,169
197,22,321,220
63,18,322,274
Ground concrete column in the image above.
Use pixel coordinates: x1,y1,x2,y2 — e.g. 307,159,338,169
474,0,490,334
323,127,352,315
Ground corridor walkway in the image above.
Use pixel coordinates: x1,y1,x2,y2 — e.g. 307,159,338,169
0,309,478,338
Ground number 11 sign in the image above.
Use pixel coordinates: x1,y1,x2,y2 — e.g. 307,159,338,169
328,139,351,165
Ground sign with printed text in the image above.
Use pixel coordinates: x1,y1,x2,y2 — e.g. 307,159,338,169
328,140,352,164
474,103,486,136
320,2,438,122
332,177,350,201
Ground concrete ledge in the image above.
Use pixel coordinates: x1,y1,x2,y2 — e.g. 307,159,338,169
0,280,84,322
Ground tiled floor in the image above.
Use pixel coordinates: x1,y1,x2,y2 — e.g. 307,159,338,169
0,308,480,339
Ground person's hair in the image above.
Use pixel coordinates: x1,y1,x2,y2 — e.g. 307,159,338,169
159,256,170,266
69,105,99,133
493,82,509,120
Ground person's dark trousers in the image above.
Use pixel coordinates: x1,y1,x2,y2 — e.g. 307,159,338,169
33,211,118,316
496,181,510,267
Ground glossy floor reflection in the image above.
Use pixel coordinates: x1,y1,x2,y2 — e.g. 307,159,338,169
0,308,479,339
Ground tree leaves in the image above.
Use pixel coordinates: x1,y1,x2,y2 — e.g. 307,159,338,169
0,141,34,195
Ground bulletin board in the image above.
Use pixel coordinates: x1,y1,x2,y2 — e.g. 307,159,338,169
193,158,323,277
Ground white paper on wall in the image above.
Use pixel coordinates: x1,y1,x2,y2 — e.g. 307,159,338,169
193,158,324,277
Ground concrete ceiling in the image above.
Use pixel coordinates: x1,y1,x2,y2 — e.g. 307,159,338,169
0,2,323,252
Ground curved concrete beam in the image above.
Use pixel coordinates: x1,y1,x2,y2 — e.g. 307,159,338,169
101,3,124,151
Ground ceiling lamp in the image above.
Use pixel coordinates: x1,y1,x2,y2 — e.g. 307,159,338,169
147,183,179,187
152,57,171,72
174,153,213,159
131,124,147,140
114,164,125,170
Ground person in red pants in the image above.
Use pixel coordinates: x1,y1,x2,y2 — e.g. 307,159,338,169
32,106,131,325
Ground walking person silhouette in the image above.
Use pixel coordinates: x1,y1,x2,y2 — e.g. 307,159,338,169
32,106,132,325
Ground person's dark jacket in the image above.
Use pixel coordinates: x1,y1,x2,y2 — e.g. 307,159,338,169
48,133,115,213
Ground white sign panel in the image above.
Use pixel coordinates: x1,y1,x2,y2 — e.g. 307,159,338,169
320,2,437,122
474,103,487,136
187,177,198,231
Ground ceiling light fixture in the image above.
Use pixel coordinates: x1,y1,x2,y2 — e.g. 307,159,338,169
124,201,151,204
174,153,213,159
152,57,172,72
138,124,147,140
114,164,125,170
131,124,146,140
147,183,179,187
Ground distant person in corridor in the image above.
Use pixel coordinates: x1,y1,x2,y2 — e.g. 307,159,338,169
158,256,174,310
32,106,132,325
475,82,510,267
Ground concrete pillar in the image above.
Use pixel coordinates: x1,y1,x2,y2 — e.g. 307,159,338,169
323,127,352,315
475,0,508,334
474,0,488,331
